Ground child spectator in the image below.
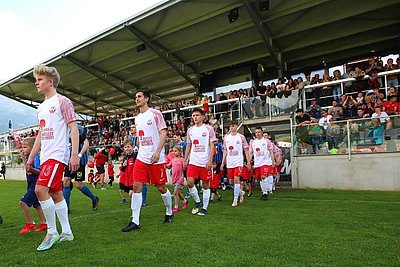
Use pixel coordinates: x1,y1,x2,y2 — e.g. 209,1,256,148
87,169,95,188
241,161,253,197
210,161,222,202
107,160,115,188
118,141,135,204
167,146,188,213
19,137,47,234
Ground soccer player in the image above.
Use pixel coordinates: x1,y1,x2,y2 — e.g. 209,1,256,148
249,127,275,200
129,124,147,206
63,122,99,213
122,90,173,232
107,160,115,188
184,108,217,216
221,120,251,207
27,65,79,251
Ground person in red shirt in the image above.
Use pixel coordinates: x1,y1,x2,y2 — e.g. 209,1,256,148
118,141,135,204
382,95,399,115
107,160,115,189
210,161,222,202
94,146,110,190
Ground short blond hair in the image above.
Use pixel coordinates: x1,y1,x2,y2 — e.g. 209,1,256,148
22,137,35,147
33,64,60,88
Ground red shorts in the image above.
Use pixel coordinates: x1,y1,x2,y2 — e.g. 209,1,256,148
210,172,220,189
227,166,242,180
133,159,167,185
254,165,274,179
37,159,66,193
187,164,212,181
241,166,253,180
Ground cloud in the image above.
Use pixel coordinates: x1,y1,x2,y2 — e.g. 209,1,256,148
0,0,161,81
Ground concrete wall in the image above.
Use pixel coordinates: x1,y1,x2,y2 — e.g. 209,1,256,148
292,152,400,191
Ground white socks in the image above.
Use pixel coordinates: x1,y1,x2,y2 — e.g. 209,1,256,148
131,193,142,225
267,176,274,192
260,178,268,194
189,186,201,203
40,198,57,235
202,189,210,210
161,190,173,216
234,184,240,202
54,199,72,235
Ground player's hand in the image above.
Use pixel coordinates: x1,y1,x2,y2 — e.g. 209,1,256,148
183,161,188,170
69,154,80,173
129,190,133,197
150,152,160,164
220,164,224,171
123,160,127,167
206,160,212,171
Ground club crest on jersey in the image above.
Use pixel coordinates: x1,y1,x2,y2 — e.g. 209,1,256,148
49,106,56,113
236,140,240,144
147,119,152,125
202,132,207,137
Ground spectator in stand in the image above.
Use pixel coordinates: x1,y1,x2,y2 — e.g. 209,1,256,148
355,108,368,119
326,119,342,150
372,105,392,129
385,58,398,89
320,72,333,106
284,78,294,97
351,66,367,94
318,109,332,129
295,109,311,154
332,70,342,102
306,100,322,120
365,57,384,89
328,100,343,120
257,81,267,116
311,73,321,104
382,95,399,115
387,86,398,97
342,95,358,119
218,92,229,118
248,86,261,117
356,92,364,106
343,65,355,94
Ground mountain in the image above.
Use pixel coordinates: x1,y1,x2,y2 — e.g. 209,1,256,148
0,95,38,133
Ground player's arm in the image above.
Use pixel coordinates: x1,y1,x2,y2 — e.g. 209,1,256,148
245,149,252,170
79,139,89,156
68,121,80,172
207,141,215,170
220,148,227,170
184,142,192,169
269,149,276,166
150,128,166,164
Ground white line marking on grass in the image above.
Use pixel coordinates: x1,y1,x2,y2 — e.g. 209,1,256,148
276,197,400,205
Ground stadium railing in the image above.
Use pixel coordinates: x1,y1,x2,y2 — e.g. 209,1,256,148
291,114,400,158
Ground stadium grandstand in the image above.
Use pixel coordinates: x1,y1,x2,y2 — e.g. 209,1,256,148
1,0,400,190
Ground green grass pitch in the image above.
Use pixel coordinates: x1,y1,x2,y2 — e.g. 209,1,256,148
0,180,399,266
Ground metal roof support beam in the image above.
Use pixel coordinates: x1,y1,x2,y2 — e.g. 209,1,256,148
125,25,200,94
23,75,100,112
64,55,134,99
242,0,286,76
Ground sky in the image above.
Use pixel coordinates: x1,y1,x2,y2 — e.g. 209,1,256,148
0,0,161,81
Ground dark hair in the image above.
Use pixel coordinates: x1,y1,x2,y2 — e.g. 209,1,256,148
296,108,303,113
192,107,205,116
228,120,238,126
135,89,151,104
255,126,263,131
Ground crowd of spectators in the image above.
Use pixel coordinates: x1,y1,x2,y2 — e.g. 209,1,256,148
294,57,400,154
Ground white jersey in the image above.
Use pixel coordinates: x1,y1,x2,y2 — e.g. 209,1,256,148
223,133,249,168
249,137,274,167
37,94,76,165
136,108,167,164
187,124,216,167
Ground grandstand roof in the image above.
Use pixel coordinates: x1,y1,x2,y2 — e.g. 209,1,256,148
1,0,399,116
